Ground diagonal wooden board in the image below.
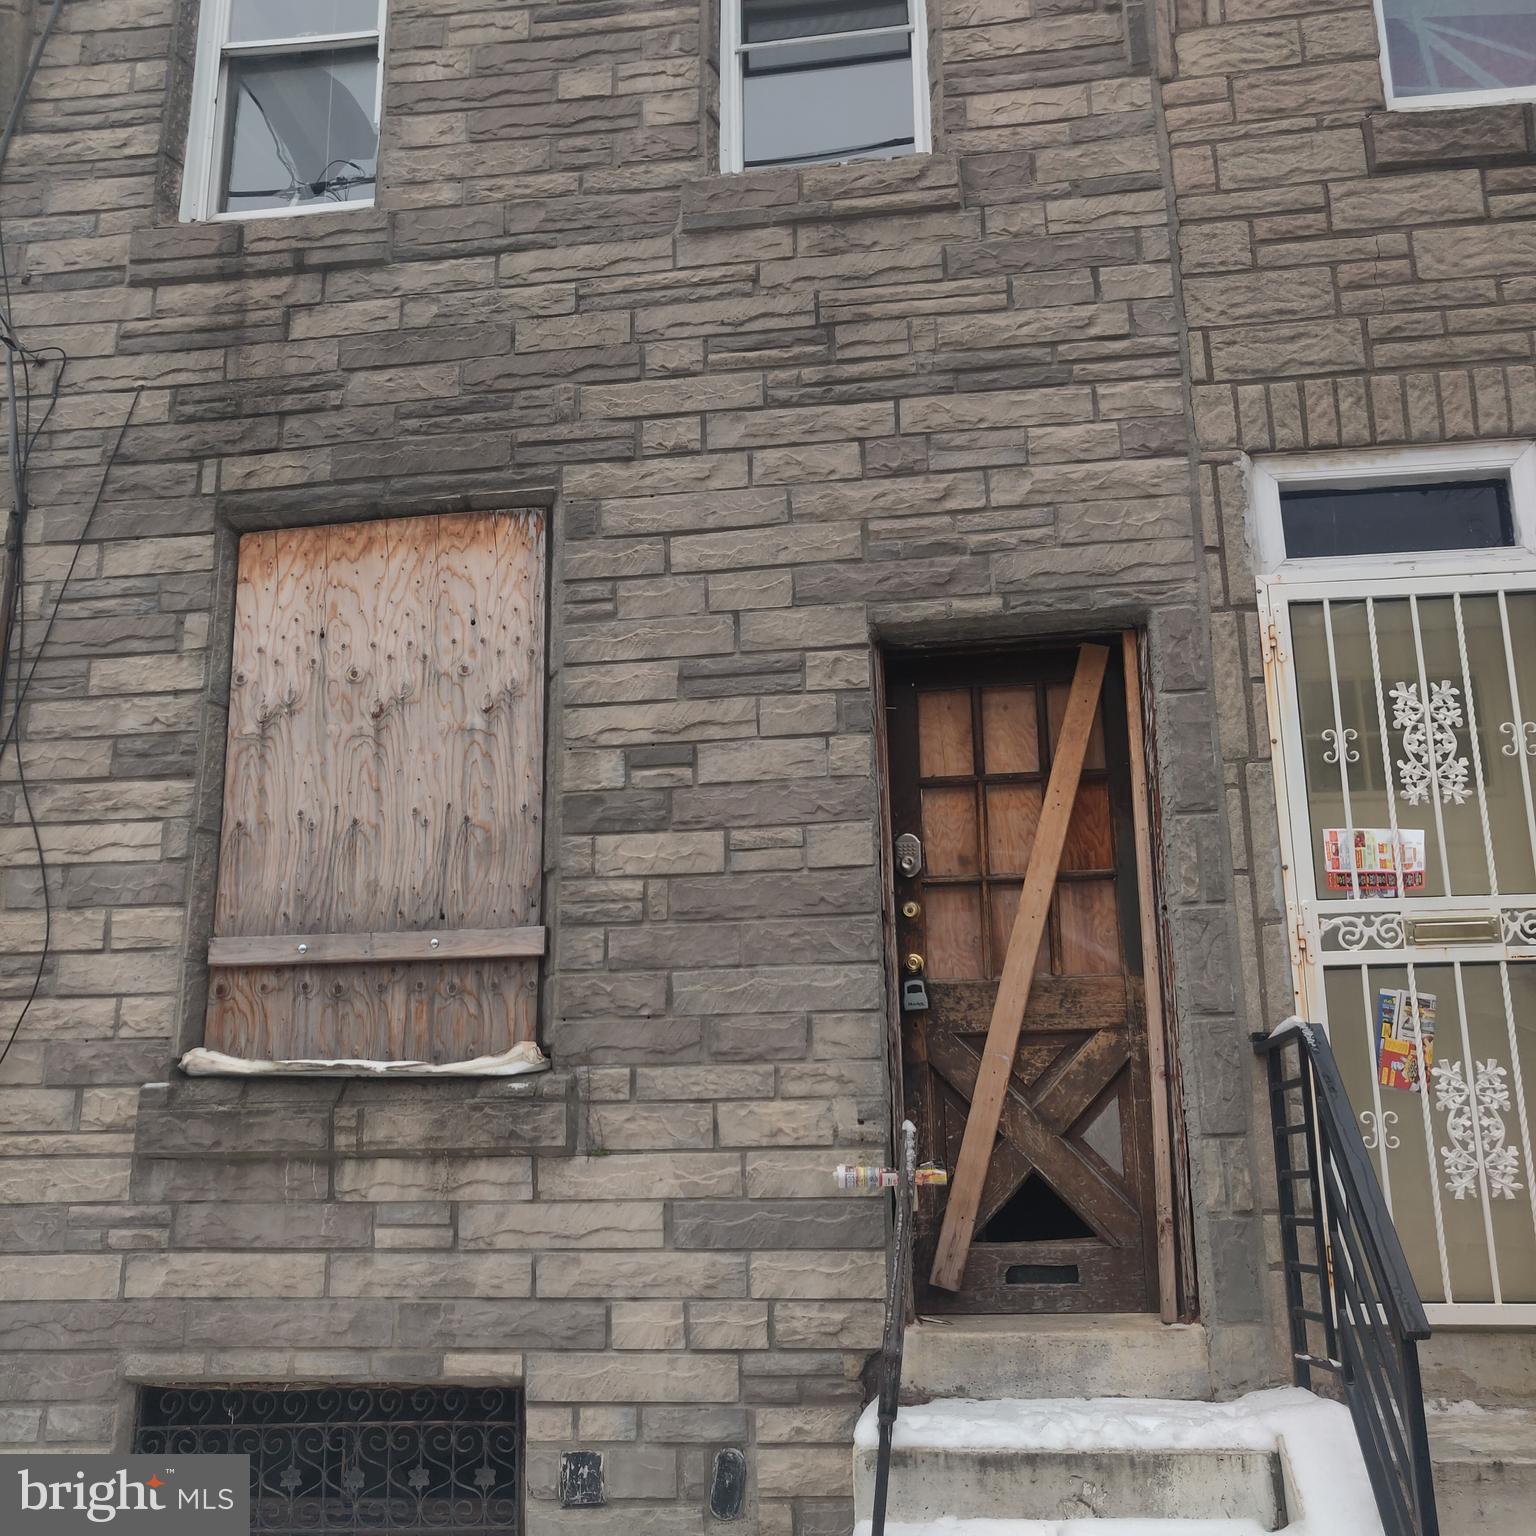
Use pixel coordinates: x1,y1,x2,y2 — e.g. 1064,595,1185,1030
929,641,1110,1291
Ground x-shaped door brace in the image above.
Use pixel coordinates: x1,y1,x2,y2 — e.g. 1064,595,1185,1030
928,1029,1139,1251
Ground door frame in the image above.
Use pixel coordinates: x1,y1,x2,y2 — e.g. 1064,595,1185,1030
1253,441,1536,1326
874,630,1193,1323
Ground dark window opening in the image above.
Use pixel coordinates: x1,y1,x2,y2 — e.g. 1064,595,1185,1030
976,1173,1094,1243
1280,478,1515,560
134,1386,521,1535
1005,1263,1081,1285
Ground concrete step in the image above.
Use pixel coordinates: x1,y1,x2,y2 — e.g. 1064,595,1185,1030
856,1445,1284,1525
853,1389,1382,1532
1427,1401,1536,1535
1420,1329,1536,1407
901,1314,1212,1402
855,1520,1273,1535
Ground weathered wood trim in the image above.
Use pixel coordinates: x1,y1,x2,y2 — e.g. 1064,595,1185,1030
1122,628,1181,1324
208,926,548,967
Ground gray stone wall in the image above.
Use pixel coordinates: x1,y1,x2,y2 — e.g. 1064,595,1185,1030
1164,0,1536,1332
0,0,1268,1529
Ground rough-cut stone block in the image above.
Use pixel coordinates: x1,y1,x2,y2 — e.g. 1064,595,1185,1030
526,1351,740,1404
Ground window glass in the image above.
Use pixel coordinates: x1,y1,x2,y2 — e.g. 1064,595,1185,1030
229,0,378,43
737,0,917,168
221,49,379,213
743,52,914,166
1279,479,1515,560
1378,0,1536,99
742,0,908,43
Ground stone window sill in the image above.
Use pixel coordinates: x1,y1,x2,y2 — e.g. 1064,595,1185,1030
680,151,964,233
1366,103,1535,172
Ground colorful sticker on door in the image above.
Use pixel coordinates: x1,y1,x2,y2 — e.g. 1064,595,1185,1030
1376,988,1436,1094
1323,827,1426,897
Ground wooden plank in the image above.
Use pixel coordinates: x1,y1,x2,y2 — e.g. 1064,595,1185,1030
928,1030,1140,1249
209,926,548,967
929,975,1127,1036
929,642,1109,1291
206,511,547,1064
1122,628,1181,1323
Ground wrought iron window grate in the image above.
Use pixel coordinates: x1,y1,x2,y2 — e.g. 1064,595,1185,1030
134,1386,522,1534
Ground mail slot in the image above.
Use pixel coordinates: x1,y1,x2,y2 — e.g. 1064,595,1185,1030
1407,914,1501,945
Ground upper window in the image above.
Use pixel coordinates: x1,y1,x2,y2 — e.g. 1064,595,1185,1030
180,0,386,222
719,0,931,174
1374,0,1536,110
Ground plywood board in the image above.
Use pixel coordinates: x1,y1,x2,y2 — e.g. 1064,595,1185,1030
206,510,547,1063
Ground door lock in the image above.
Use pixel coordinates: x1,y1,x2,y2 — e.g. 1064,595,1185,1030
901,901,920,919
895,833,922,878
905,953,924,973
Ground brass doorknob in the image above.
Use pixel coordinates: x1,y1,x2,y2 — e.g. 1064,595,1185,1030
905,953,925,973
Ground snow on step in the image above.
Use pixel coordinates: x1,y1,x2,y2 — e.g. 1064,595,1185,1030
853,1389,1384,1533
855,1520,1270,1536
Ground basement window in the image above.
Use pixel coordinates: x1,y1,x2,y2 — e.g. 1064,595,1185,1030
719,0,932,174
180,0,387,221
135,1386,522,1535
1373,0,1536,110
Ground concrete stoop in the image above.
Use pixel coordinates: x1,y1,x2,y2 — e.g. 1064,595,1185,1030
853,1379,1384,1533
1426,1401,1536,1534
900,1316,1214,1403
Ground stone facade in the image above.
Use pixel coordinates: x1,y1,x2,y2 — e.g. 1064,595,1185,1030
1163,0,1536,1242
12,0,1530,1525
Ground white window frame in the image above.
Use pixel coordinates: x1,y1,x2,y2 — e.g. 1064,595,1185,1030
1249,441,1536,584
179,0,387,224
718,0,932,176
1371,0,1536,113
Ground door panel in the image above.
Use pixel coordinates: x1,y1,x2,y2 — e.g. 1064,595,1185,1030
888,645,1159,1314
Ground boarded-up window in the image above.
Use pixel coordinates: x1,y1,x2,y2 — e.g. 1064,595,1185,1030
206,511,547,1064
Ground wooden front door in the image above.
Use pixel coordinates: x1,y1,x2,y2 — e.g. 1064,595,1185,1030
888,645,1160,1314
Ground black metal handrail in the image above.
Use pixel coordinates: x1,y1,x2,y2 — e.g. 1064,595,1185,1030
1255,1017,1439,1536
868,1119,916,1536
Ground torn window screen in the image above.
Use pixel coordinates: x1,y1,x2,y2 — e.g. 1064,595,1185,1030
221,48,379,213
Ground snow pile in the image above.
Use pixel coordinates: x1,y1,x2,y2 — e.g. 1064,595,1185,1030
854,1388,1384,1535
179,1040,548,1077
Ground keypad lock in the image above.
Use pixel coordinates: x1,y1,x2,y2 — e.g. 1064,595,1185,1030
901,976,930,1012
895,833,922,878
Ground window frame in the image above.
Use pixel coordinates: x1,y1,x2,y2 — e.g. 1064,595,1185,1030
179,0,388,224
1371,0,1536,113
718,0,932,175
1249,442,1536,583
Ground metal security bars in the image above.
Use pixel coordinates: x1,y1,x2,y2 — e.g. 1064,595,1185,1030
1263,567,1536,1322
1256,1019,1438,1536
134,1386,521,1534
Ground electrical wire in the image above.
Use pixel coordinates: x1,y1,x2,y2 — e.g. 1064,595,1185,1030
0,386,140,1074
0,0,105,1071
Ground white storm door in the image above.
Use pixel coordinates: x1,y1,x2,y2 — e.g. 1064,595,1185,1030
1263,568,1536,1323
